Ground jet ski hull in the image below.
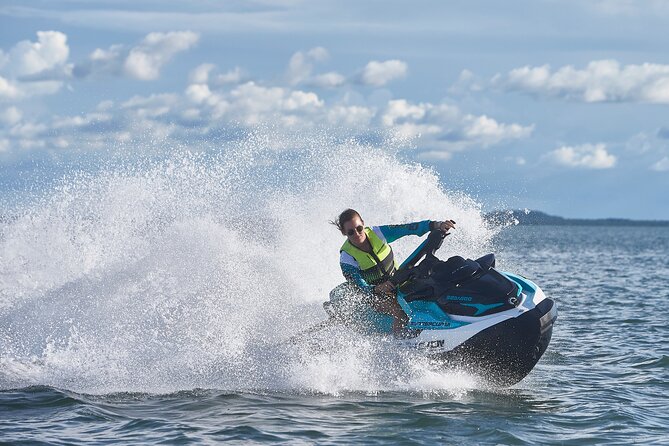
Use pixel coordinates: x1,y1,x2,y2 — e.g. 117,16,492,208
424,297,556,386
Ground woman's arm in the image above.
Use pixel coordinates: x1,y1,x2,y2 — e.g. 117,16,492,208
378,219,456,243
340,263,375,296
377,220,432,243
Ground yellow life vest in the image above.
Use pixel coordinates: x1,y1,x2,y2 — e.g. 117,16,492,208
340,227,397,285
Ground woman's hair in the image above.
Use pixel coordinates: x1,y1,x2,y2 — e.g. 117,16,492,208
331,208,362,232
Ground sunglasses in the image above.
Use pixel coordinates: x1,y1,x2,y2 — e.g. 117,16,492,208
346,225,364,236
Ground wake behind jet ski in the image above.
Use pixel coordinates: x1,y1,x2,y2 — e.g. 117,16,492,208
324,230,557,386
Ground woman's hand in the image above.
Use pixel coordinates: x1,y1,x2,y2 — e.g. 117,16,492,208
433,219,456,232
374,280,395,295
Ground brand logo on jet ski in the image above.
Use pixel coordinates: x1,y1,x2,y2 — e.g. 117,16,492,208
413,321,460,328
444,295,473,302
416,340,445,349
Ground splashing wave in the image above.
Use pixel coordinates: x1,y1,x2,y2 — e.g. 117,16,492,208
0,133,493,394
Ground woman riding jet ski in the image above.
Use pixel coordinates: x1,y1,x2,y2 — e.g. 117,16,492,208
332,209,456,334
326,209,557,386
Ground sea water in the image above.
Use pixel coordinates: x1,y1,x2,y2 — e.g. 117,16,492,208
1,137,667,444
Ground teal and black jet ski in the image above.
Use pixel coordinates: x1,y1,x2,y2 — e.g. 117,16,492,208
324,230,557,386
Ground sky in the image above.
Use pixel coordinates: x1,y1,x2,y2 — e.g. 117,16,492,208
1,0,668,219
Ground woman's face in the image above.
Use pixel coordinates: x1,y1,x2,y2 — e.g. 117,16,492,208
342,215,366,245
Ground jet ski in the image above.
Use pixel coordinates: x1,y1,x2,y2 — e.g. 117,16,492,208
323,230,557,386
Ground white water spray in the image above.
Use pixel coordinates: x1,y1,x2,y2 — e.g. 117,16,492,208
0,133,494,394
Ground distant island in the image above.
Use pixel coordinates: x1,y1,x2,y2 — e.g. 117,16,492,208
485,210,669,227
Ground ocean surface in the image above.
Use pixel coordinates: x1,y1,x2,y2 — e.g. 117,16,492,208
0,145,668,444
1,224,667,444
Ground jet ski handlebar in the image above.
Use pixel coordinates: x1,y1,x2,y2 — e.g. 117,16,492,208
390,230,448,285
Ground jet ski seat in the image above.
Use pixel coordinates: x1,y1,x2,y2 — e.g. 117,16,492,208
431,256,480,284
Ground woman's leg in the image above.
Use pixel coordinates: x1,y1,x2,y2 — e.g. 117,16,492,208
370,293,408,332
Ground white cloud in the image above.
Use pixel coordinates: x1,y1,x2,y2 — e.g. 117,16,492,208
185,83,213,104
283,51,408,89
1,80,527,157
8,121,48,139
418,150,453,161
230,82,287,115
650,156,669,171
547,143,617,169
0,30,200,103
306,47,328,61
0,75,64,101
124,31,199,80
189,64,243,86
96,100,115,112
184,82,227,118
283,90,323,110
0,31,71,100
284,51,411,90
6,31,69,77
286,47,329,85
189,63,215,84
285,51,411,90
625,132,656,154
382,99,427,127
216,67,243,85
73,44,124,78
51,112,112,130
0,76,21,100
326,105,375,128
73,31,199,81
359,59,408,87
121,93,180,119
227,82,324,125
0,50,531,159
463,114,533,145
449,69,484,94
380,99,532,150
310,72,346,88
0,106,22,125
505,156,527,166
496,60,669,103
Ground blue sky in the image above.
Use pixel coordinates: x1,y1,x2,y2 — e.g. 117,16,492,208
1,0,668,219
